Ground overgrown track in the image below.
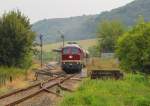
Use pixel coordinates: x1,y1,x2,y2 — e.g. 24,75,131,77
0,74,79,106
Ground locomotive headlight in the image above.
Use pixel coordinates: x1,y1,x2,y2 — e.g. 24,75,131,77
69,55,73,59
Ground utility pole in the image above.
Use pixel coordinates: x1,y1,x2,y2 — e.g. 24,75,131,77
40,34,43,68
58,31,65,48
61,34,64,48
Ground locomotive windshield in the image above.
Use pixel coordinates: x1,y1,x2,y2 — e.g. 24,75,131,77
71,47,79,54
63,47,80,54
63,48,69,54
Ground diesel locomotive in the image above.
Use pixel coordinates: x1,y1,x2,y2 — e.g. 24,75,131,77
61,42,89,73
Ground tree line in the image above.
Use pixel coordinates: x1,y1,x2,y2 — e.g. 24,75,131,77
93,17,150,74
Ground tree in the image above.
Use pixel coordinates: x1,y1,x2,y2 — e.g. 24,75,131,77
116,20,150,73
97,20,125,53
88,45,100,57
0,10,35,68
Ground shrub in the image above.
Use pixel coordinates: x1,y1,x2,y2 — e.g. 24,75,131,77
0,10,35,68
116,20,150,73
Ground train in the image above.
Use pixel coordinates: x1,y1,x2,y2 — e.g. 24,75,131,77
61,42,89,73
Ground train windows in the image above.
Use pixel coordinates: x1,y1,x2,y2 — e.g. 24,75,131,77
63,48,69,54
63,47,80,54
71,47,79,54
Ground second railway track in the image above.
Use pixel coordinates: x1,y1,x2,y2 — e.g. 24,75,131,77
0,73,80,106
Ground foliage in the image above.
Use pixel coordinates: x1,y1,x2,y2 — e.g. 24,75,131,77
116,20,150,73
0,10,35,68
88,45,100,57
59,74,150,106
0,67,25,77
97,20,125,53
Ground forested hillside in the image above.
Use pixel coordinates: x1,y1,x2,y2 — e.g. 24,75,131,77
32,0,150,43
96,0,150,26
32,15,98,43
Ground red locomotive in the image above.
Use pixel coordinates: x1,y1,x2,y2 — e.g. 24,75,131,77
61,42,89,73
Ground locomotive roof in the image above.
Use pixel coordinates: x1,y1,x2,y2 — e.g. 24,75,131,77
64,44,81,48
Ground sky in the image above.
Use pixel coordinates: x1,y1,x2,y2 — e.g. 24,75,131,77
0,0,134,23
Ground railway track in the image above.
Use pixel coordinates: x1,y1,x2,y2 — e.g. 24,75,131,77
0,74,80,106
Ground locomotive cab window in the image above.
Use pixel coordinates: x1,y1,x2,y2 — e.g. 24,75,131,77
63,48,70,54
71,47,79,54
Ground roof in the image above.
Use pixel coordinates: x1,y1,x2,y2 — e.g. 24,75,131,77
64,44,81,49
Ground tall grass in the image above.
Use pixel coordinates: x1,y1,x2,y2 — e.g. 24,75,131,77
0,67,25,76
0,67,25,86
59,74,150,106
87,58,119,72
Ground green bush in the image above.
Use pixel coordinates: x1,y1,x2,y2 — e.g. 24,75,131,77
0,10,35,68
116,20,150,73
88,45,100,57
97,20,125,53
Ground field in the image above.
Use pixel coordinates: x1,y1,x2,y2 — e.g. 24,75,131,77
42,39,97,52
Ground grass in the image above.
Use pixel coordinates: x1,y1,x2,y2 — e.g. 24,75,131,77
42,39,97,52
60,58,150,106
59,74,150,106
0,64,40,95
0,67,28,94
87,57,120,71
0,67,26,79
34,51,59,64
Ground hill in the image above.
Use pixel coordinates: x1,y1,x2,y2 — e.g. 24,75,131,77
96,0,150,26
32,0,150,43
32,15,98,43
